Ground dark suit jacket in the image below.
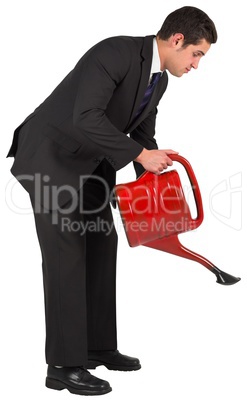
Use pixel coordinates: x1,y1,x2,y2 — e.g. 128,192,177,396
7,35,168,209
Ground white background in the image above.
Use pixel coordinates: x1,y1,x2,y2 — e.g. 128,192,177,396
1,0,246,401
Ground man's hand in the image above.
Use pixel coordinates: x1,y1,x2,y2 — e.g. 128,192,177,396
134,148,179,174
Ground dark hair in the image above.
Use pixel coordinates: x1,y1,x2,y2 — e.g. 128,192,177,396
157,6,217,47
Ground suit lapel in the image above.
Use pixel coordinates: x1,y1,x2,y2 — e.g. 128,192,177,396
127,75,168,134
126,35,154,130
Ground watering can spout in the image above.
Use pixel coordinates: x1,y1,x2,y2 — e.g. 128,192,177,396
144,234,241,285
212,267,241,286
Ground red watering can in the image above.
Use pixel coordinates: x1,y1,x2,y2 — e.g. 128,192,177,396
114,154,241,285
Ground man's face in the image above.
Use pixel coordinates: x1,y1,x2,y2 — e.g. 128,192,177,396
166,39,211,77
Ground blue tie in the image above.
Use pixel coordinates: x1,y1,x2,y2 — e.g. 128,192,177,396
135,72,162,119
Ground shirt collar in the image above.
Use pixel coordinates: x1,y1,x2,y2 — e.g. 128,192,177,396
150,37,163,75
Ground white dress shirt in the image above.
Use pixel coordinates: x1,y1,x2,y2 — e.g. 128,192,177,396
149,38,163,83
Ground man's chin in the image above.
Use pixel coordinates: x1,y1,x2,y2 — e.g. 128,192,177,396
169,70,184,78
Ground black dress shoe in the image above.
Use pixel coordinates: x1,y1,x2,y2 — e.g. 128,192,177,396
46,365,112,396
87,350,141,371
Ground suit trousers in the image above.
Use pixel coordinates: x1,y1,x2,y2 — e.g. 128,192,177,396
30,160,118,367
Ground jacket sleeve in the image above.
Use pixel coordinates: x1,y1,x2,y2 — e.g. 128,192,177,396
73,38,143,171
129,107,158,177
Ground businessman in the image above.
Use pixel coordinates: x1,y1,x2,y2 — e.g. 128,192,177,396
7,6,217,396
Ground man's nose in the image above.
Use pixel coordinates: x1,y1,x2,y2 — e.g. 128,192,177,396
191,59,200,69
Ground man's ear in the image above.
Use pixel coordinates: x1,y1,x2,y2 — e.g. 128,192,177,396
172,33,184,47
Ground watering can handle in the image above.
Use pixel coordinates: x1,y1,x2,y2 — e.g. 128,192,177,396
169,154,204,229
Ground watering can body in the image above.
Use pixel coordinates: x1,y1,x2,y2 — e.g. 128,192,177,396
114,155,240,285
115,155,203,247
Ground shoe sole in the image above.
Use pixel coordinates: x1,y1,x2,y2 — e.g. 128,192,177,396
46,377,112,396
87,361,141,371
